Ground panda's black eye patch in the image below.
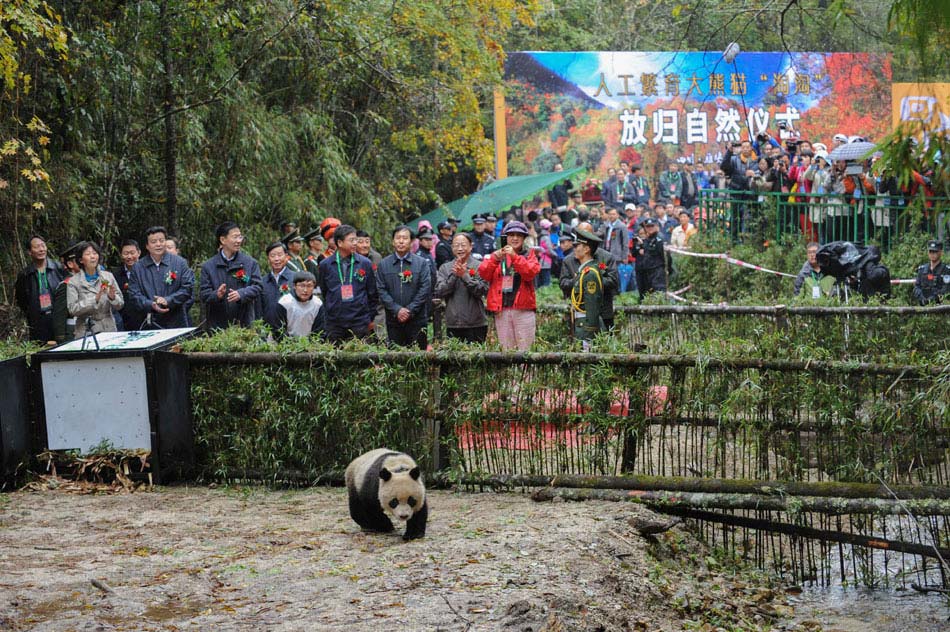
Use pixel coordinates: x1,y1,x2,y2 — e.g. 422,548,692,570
407,497,417,507
389,498,399,509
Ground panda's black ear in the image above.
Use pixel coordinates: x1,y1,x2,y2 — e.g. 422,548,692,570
379,467,393,481
409,466,421,480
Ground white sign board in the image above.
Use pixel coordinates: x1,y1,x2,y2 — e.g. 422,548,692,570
49,328,195,353
42,357,151,452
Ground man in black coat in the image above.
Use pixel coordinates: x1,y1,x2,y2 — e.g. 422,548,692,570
128,226,196,329
198,221,264,330
377,226,433,349
14,234,65,342
435,220,456,268
112,239,146,331
633,218,668,300
257,241,295,330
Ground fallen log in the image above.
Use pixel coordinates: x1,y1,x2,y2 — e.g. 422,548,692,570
657,506,950,562
530,487,950,516
460,472,950,500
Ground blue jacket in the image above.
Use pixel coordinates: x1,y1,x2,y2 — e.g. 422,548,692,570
129,253,196,329
256,266,295,329
376,252,433,324
198,250,264,330
318,252,378,332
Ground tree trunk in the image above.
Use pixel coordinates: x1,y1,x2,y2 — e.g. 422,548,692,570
160,0,178,234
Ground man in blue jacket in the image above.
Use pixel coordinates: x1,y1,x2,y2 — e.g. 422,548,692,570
257,241,294,329
129,226,196,329
377,225,433,349
198,221,263,330
318,224,379,343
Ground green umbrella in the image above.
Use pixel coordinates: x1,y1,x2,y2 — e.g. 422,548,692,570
455,167,584,225
410,167,585,231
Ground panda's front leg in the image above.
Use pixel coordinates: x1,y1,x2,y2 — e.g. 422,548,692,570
403,501,428,541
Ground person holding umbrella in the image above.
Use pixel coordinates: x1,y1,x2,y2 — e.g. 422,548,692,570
478,221,540,350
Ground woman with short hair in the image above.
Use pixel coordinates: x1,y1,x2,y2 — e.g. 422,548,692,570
477,221,540,350
67,241,124,337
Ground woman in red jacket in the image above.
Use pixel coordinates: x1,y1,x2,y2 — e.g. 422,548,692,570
478,220,541,350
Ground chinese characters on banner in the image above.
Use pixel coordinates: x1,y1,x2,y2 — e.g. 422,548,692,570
502,52,892,174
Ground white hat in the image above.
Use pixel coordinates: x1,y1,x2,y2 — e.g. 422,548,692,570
812,143,827,152
814,150,829,162
848,135,865,143
624,203,636,211
833,133,848,143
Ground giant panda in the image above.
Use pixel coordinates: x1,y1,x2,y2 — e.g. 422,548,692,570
344,448,428,541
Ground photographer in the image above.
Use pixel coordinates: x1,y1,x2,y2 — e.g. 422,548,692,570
719,140,758,238
789,151,815,241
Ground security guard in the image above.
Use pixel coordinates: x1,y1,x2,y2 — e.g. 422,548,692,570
633,217,668,300
282,230,307,272
469,214,496,258
570,229,606,349
913,240,950,305
302,228,324,277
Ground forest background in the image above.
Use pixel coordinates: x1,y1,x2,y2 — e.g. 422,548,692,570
1,0,948,308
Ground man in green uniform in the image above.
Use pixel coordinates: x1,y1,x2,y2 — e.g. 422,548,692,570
51,241,83,343
570,229,606,350
282,230,307,273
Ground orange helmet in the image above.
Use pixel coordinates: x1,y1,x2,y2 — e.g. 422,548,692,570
320,217,342,240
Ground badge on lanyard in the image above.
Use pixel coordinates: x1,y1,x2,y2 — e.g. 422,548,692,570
638,188,646,197
812,285,821,299
37,270,51,311
336,251,356,302
502,275,514,292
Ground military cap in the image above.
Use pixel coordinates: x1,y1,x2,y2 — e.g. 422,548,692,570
573,228,602,248
302,228,323,242
472,215,486,224
641,217,658,227
281,230,304,246
928,240,943,251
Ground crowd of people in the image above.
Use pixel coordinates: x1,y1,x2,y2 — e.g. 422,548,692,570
11,132,948,348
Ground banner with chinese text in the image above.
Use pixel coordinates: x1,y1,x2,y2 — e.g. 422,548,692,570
891,83,950,139
502,51,892,177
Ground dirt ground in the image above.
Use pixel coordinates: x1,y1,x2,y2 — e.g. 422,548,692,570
0,484,861,631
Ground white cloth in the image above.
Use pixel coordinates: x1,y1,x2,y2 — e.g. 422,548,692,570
278,293,322,337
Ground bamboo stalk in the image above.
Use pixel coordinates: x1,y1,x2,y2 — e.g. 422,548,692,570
660,507,950,563
530,487,950,516
185,351,943,376
456,472,950,500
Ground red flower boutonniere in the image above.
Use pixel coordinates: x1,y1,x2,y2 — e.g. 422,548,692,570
468,268,478,277
371,263,378,272
232,268,248,283
401,269,413,284
355,268,367,282
279,283,290,295
123,282,129,291
598,262,607,271
164,270,177,285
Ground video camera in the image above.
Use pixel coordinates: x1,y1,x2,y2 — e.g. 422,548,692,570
816,241,891,299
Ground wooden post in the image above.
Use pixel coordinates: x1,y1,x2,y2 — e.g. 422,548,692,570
493,87,508,180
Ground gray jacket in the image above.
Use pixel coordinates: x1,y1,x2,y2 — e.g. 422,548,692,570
67,270,124,337
434,256,489,329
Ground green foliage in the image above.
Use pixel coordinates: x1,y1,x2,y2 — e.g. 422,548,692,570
0,337,40,361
